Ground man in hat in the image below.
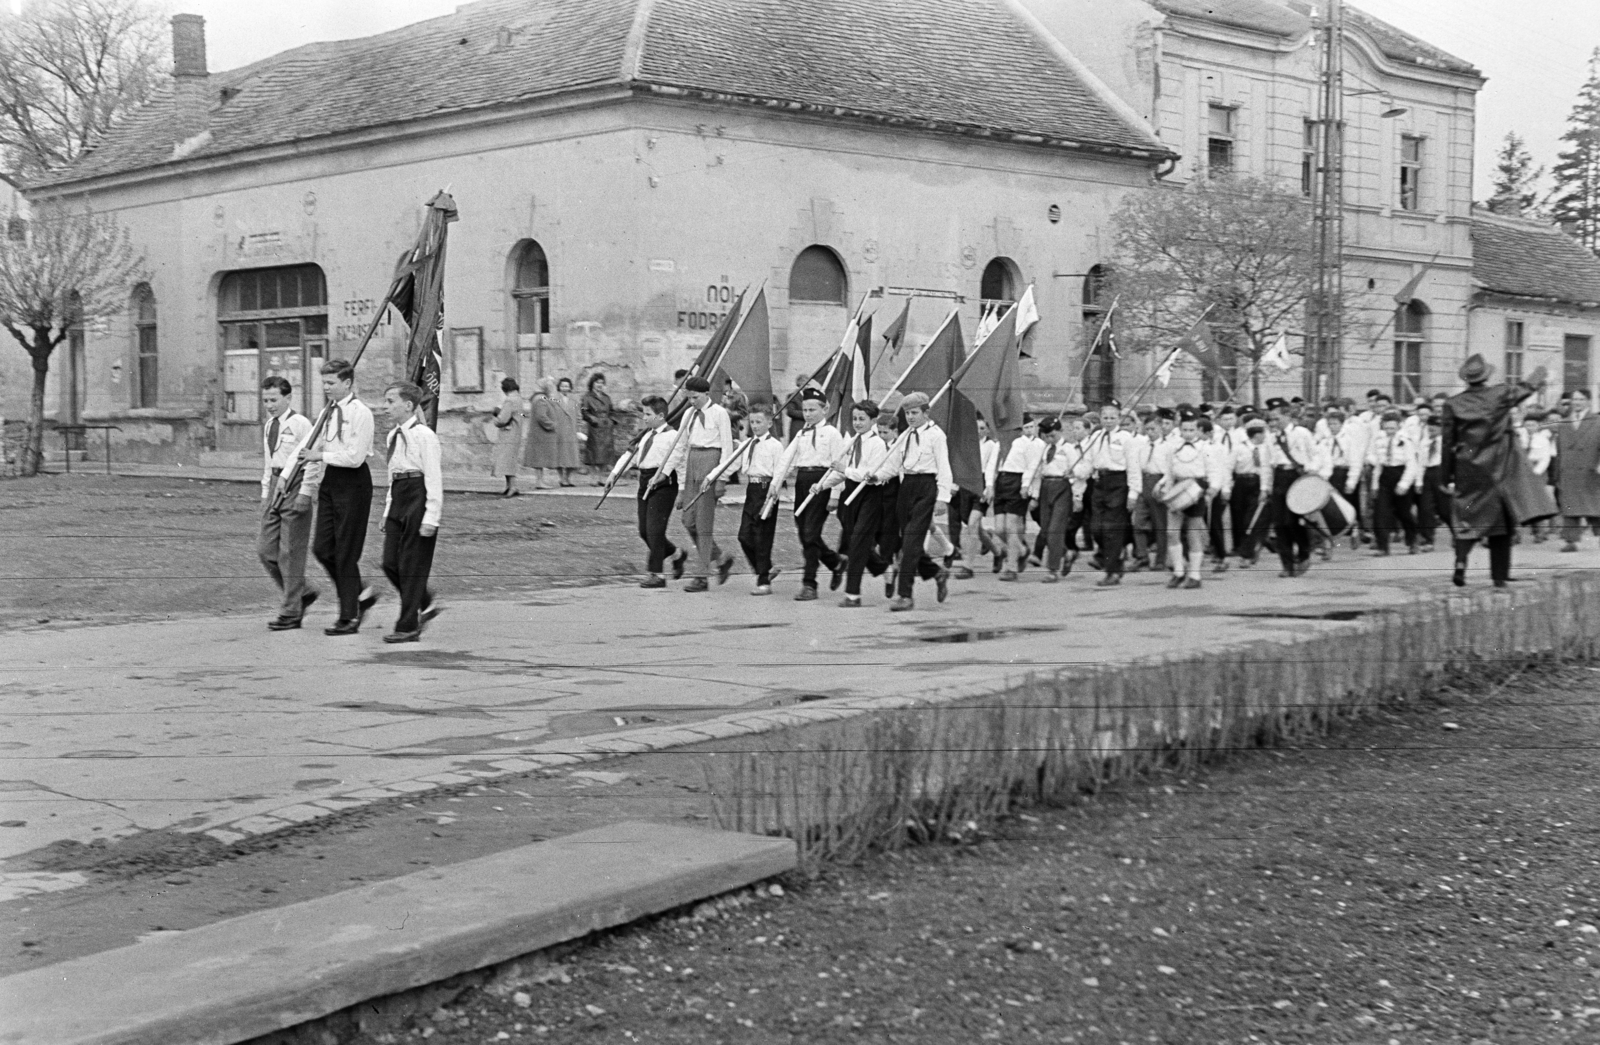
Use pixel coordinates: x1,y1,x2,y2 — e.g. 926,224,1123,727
1442,354,1556,586
654,375,735,591
1555,387,1600,550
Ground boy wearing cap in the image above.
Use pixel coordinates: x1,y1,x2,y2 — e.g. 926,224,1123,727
633,395,687,588
733,403,783,594
1314,409,1363,552
1366,409,1421,555
870,391,952,611
653,375,735,592
1158,410,1221,589
823,399,892,607
1029,416,1082,581
770,387,848,600
993,415,1044,580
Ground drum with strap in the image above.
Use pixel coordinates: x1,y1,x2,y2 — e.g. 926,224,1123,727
1287,474,1355,537
1159,478,1203,513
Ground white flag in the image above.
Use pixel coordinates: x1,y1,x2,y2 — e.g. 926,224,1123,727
1154,350,1177,388
975,304,1000,346
1264,332,1292,372
1016,284,1040,339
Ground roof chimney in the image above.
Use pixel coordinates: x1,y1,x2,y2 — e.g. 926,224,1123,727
170,14,210,146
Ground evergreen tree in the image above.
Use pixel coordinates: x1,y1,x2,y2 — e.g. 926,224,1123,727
1487,132,1543,216
1551,48,1600,254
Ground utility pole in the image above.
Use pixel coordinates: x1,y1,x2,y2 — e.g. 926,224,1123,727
1309,0,1345,401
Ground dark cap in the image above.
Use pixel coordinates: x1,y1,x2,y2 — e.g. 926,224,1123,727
800,387,826,403
1156,406,1176,421
685,376,712,393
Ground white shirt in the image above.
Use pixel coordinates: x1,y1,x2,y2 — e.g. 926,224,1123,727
382,417,443,528
742,433,785,480
1413,426,1442,469
874,421,954,504
776,422,848,482
634,423,678,477
996,434,1045,492
824,430,892,488
1315,429,1361,479
1030,439,1089,499
663,400,735,476
1232,437,1271,479
261,407,313,496
1161,439,1216,490
317,392,375,469
1367,429,1422,494
979,438,1000,492
1084,427,1140,479
1264,424,1317,471
1525,428,1554,476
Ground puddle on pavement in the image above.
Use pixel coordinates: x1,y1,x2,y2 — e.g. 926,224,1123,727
917,625,1063,644
323,700,494,720
708,623,786,631
366,649,563,675
1228,610,1370,622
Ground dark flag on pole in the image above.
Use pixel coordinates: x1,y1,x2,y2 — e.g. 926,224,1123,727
390,190,458,430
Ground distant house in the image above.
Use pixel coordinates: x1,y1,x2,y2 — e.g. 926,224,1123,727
1468,206,1600,403
1021,0,1485,403
22,0,1172,470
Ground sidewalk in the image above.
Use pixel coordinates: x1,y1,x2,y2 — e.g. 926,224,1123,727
4,542,1585,899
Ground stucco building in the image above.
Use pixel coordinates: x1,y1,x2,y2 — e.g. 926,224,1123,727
1022,0,1485,404
22,0,1172,470
1467,206,1600,404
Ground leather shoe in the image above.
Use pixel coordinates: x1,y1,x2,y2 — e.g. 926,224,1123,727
839,596,862,608
301,590,319,611
999,570,1018,582
1094,574,1120,587
419,602,442,628
935,567,950,603
794,585,818,602
683,577,709,593
357,589,378,625
671,549,689,579
383,630,421,643
324,619,359,636
639,576,667,589
830,556,848,591
888,596,915,612
953,565,974,580
716,555,735,586
1181,577,1202,590
1452,560,1467,587
1166,575,1184,589
267,616,301,631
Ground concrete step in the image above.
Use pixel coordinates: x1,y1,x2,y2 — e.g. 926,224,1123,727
0,822,794,1045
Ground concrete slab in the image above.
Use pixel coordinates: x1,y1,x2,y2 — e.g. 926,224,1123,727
0,822,795,1045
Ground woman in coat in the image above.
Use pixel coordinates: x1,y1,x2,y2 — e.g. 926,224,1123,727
523,377,561,488
489,377,528,496
1441,354,1558,587
552,377,582,485
581,372,619,476
1555,387,1600,549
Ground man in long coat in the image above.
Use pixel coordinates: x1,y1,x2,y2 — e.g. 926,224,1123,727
1555,387,1600,550
1441,354,1558,587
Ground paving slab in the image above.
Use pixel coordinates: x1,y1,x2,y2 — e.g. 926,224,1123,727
0,821,795,1045
0,545,1588,872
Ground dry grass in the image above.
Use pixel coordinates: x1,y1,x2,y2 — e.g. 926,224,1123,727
709,575,1600,870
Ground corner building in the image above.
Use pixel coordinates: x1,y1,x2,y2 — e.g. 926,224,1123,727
25,0,1171,470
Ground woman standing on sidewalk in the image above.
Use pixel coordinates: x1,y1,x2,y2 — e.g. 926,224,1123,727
1442,355,1557,587
581,372,620,482
489,378,527,497
552,377,582,487
524,377,560,489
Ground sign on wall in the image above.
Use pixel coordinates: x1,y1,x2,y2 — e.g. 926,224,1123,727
451,327,485,393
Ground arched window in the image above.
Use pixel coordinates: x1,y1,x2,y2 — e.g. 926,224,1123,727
980,257,1017,307
511,240,550,338
133,283,158,408
789,245,847,305
1393,300,1427,401
217,264,329,424
1082,264,1116,407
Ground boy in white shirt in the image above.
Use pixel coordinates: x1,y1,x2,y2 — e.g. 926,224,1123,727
1366,410,1421,555
825,400,893,606
378,382,443,643
1158,411,1219,589
992,416,1044,581
301,358,378,635
634,395,687,588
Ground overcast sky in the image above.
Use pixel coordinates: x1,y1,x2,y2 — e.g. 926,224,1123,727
18,0,1594,202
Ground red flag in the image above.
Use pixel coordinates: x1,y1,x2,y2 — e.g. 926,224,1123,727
881,297,909,359
391,190,458,429
952,305,1023,438
856,314,873,397
718,287,771,411
667,288,745,425
1184,314,1218,366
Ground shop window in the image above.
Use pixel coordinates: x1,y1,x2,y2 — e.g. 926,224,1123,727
789,245,847,305
217,264,329,424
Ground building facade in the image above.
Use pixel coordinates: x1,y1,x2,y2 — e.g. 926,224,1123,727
1467,207,1600,404
1022,0,1485,404
21,0,1171,470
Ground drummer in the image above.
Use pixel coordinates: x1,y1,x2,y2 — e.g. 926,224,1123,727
1158,408,1223,590
1314,409,1364,553
1264,397,1318,577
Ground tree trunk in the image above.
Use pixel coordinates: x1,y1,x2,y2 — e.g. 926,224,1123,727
23,336,50,478
1251,354,1262,406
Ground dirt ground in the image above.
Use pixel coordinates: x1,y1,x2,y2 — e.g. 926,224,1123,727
0,473,813,630
334,661,1600,1045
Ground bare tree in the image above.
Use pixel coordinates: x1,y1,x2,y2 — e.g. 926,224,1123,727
0,202,144,475
1107,176,1322,404
0,0,168,182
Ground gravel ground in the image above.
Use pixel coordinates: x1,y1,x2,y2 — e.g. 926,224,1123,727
0,473,810,630
337,661,1600,1045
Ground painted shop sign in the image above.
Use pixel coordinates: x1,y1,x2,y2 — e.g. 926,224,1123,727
335,296,394,342
677,281,736,331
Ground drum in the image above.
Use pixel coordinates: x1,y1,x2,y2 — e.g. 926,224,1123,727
1287,475,1355,537
1160,478,1203,512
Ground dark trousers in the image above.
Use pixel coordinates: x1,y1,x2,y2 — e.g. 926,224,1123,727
1037,477,1074,572
895,474,943,598
312,463,372,622
1091,470,1131,575
1230,474,1262,559
877,478,902,565
1131,479,1168,566
1417,464,1446,543
1456,533,1513,584
839,480,885,596
794,467,841,587
1206,491,1229,560
946,487,978,564
738,481,777,585
637,468,679,574
1270,467,1310,572
1374,465,1418,552
380,477,436,633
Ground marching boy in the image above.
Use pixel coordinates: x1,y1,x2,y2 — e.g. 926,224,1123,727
734,403,784,595
378,381,442,643
633,395,686,588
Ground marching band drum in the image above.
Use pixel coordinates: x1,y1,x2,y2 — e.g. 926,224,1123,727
1286,474,1356,537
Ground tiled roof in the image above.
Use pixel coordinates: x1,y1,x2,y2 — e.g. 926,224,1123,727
40,0,1165,188
1343,7,1478,77
1472,210,1600,307
1150,0,1309,39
